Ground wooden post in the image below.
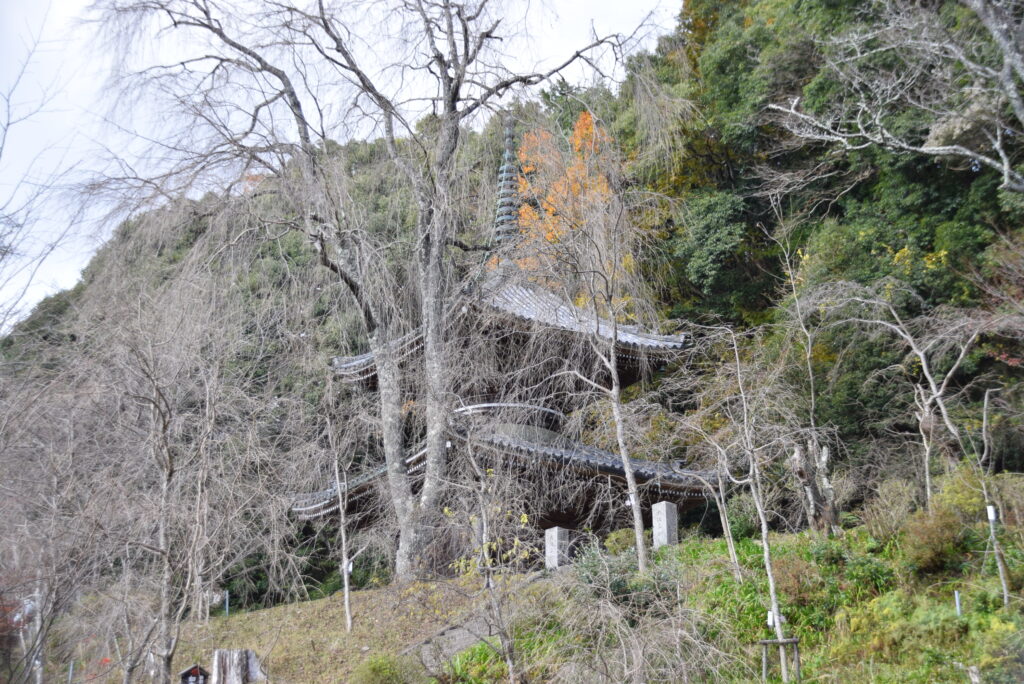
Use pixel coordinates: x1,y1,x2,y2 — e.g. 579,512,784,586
758,638,800,683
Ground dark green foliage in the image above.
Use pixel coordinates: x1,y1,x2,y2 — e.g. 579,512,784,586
672,190,747,295
540,78,615,135
1,283,84,359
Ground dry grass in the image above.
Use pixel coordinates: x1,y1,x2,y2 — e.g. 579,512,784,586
173,581,476,683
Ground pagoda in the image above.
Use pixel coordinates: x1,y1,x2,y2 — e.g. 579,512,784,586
291,123,713,531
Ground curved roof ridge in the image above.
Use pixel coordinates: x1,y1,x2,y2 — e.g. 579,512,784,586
478,267,687,352
289,407,713,518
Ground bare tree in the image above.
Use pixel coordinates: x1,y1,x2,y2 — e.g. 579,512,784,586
6,200,334,684
89,0,619,582
765,211,841,535
0,28,79,331
769,0,1024,192
670,323,822,683
813,280,994,507
977,388,1012,607
506,111,682,574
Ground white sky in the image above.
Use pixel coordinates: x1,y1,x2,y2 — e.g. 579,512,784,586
0,0,677,324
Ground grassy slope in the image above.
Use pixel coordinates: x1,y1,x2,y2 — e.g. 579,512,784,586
167,512,1022,683
670,531,1023,682
173,581,474,683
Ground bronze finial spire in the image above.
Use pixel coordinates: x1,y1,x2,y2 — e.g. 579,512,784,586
494,119,519,244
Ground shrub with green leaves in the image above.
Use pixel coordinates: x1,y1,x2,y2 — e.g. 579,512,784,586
349,653,427,684
725,491,759,540
444,640,508,683
602,528,651,555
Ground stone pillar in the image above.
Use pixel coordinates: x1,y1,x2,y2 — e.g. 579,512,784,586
652,501,678,549
544,526,570,569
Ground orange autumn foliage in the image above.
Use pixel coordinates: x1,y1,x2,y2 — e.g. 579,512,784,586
516,112,614,257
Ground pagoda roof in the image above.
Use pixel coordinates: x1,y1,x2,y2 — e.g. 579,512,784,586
289,403,712,520
476,270,687,354
329,274,686,382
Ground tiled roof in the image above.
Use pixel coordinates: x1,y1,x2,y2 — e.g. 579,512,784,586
478,276,687,353
329,277,686,381
289,405,712,519
329,330,423,382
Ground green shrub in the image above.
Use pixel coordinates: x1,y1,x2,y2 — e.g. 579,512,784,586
933,465,987,519
901,505,970,574
603,528,651,555
725,492,759,540
572,546,679,620
350,652,427,684
810,537,847,568
844,554,895,599
444,640,507,683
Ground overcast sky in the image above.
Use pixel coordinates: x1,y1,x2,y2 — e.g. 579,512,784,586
0,0,677,324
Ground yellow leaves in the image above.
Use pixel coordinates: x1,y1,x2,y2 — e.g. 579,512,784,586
622,252,636,274
881,245,949,276
892,246,913,275
810,342,836,365
986,615,1017,636
923,249,948,270
517,128,555,175
883,280,896,302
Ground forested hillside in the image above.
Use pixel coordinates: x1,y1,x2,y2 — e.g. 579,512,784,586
2,1,1023,682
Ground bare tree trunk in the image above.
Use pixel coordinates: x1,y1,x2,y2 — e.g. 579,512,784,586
749,460,788,683
914,387,935,511
979,391,1011,608
982,483,1012,608
31,579,42,684
210,649,263,684
376,339,421,582
156,468,176,684
789,443,839,534
609,375,650,575
716,476,743,582
333,460,353,632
